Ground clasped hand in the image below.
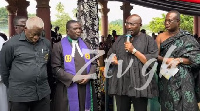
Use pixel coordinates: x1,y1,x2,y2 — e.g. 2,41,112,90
72,75,90,84
164,58,180,68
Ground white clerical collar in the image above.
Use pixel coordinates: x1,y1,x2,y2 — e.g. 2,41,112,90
71,40,83,57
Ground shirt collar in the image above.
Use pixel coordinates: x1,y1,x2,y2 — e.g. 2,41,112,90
67,36,78,43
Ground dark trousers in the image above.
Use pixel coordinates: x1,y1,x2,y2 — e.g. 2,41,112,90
115,95,148,111
10,95,50,111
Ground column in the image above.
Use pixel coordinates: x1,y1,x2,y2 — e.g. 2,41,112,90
6,5,17,37
16,0,30,17
193,16,198,35
99,0,110,38
198,16,200,37
36,0,51,40
120,2,133,34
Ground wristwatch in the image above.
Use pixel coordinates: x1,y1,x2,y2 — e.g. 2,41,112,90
179,58,183,63
132,48,137,54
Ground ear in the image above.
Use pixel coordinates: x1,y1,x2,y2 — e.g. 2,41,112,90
140,23,142,26
66,29,68,33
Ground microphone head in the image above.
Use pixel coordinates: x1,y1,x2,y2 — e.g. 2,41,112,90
126,31,132,38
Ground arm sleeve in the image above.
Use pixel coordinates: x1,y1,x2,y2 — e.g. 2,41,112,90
0,41,14,87
144,36,159,61
51,42,74,87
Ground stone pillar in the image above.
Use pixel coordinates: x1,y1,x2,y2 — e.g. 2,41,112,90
36,0,51,40
16,0,29,17
99,0,110,38
193,16,198,35
6,5,17,37
120,2,133,34
198,16,200,37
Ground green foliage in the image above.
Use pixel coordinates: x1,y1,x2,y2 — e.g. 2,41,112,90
148,14,165,34
148,13,193,34
56,2,64,13
99,18,123,36
52,2,72,35
108,19,123,35
28,13,36,18
72,8,77,18
0,7,8,27
180,14,193,33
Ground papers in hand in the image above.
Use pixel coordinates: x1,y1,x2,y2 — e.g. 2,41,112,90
160,63,179,80
72,74,97,82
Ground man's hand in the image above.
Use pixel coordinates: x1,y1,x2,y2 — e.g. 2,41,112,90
124,42,134,53
79,78,89,84
72,75,91,84
164,58,180,68
75,79,84,84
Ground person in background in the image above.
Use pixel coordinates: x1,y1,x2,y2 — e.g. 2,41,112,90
0,16,51,111
0,34,8,111
13,16,27,35
140,29,146,34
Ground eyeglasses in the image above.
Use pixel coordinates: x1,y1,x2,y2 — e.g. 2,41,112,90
164,19,179,24
125,22,141,26
15,25,26,27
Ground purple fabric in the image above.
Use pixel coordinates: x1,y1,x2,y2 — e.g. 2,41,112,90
61,37,91,111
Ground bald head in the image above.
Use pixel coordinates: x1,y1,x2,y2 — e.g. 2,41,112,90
126,14,142,25
125,14,142,36
167,10,180,20
26,16,44,30
165,10,180,32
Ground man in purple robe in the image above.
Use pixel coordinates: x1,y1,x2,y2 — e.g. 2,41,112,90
51,20,97,111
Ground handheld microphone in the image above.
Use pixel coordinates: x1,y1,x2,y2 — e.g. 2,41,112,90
126,31,132,52
126,31,132,42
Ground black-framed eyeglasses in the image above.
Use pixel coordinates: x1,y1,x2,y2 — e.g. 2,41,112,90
15,25,26,27
125,22,141,26
164,19,179,24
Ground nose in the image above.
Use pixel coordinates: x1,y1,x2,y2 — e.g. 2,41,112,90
126,24,132,30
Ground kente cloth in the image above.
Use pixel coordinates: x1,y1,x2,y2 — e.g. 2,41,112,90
158,30,200,111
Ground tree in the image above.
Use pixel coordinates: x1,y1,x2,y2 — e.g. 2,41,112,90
148,13,193,34
148,14,165,34
180,14,193,34
72,8,77,18
52,2,72,35
108,19,123,35
28,13,36,18
0,7,8,28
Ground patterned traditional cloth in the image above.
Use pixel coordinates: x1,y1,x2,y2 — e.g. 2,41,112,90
158,30,200,111
77,0,101,110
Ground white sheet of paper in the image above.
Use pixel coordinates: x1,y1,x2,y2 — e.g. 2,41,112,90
160,63,179,80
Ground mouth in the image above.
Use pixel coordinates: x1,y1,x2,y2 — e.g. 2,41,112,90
165,25,170,29
76,33,81,36
127,31,133,35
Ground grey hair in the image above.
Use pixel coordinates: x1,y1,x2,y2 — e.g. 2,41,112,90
26,16,44,29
